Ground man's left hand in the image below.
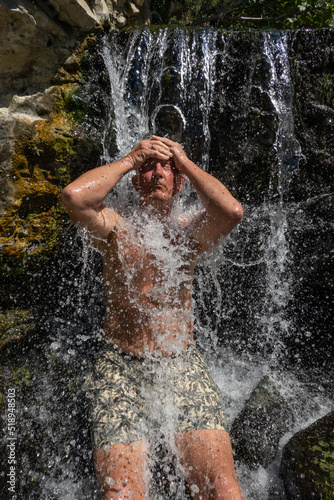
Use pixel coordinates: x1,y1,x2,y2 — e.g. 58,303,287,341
151,136,189,173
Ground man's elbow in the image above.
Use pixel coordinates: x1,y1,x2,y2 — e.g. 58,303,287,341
233,203,243,223
61,186,84,215
224,203,243,234
61,186,73,210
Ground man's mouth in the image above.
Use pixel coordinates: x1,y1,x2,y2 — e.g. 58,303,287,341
151,183,166,191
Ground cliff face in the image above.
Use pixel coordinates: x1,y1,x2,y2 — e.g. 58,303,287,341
0,0,149,105
0,18,333,500
0,1,149,319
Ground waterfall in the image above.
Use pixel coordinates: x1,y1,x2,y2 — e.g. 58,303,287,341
101,29,218,167
99,28,299,362
2,28,332,500
259,31,302,360
93,30,332,498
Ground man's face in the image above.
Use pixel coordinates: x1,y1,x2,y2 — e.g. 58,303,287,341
133,158,182,202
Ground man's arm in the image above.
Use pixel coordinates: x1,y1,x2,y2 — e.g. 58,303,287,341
153,136,243,252
61,138,173,249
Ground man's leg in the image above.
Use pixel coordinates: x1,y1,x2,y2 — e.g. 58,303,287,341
176,429,244,500
93,440,149,500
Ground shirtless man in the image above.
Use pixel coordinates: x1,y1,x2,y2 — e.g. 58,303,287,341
61,136,244,499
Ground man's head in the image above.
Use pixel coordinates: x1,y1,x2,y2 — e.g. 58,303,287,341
132,157,185,209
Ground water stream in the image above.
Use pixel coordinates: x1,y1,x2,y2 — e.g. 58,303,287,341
2,28,332,499
86,28,332,498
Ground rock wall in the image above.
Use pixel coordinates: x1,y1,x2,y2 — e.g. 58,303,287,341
0,0,150,105
280,412,334,499
0,0,149,333
0,21,333,499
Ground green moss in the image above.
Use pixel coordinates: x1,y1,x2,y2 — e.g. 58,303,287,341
62,84,88,124
308,439,334,497
283,413,334,499
0,309,36,349
11,365,32,385
0,84,79,278
0,34,104,309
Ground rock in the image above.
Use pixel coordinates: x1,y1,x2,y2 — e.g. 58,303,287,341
0,110,16,210
0,4,73,106
126,1,140,15
48,0,99,29
168,0,183,17
0,309,37,350
280,412,334,499
0,327,95,499
0,88,73,288
0,1,151,104
93,0,112,18
230,376,294,469
115,13,127,26
0,79,102,310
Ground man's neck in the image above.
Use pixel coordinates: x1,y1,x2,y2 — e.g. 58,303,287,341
139,198,173,220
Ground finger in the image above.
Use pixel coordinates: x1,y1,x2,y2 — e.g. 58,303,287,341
151,135,175,147
148,141,172,156
150,139,170,149
147,149,172,160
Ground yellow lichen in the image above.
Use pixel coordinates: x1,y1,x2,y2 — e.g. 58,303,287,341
0,84,79,270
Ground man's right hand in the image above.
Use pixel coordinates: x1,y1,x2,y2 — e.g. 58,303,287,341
125,138,173,170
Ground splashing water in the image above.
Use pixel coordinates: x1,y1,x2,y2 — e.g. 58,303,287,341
2,28,332,500
88,28,331,499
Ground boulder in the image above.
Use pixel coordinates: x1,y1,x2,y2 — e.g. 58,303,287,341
0,3,72,106
230,376,294,469
0,0,151,104
280,412,334,499
48,0,100,28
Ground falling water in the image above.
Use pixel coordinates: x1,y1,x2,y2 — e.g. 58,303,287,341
259,32,302,360
89,28,331,498
2,28,332,500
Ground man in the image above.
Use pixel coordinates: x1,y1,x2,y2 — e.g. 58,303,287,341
61,136,244,499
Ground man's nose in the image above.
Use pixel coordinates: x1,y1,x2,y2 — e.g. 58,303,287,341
154,163,164,176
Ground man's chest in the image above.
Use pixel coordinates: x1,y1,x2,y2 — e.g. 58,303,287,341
104,221,197,287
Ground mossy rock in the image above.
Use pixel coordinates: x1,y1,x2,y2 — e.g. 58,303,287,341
280,412,334,499
0,86,76,275
0,309,36,350
0,41,103,308
230,376,294,469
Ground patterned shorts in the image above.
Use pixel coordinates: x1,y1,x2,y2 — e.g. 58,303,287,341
86,343,226,450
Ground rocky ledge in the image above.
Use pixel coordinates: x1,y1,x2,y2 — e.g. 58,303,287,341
0,0,150,106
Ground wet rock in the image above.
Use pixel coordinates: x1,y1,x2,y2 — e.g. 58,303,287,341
0,88,74,308
209,31,274,204
230,376,294,469
0,110,16,210
0,309,36,350
280,412,334,499
0,73,104,310
287,29,334,204
0,332,97,500
277,29,334,371
0,1,151,104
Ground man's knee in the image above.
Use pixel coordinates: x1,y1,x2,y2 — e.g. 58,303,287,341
211,468,244,499
94,441,148,499
101,478,136,499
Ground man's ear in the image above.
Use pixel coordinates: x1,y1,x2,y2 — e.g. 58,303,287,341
132,174,139,191
175,174,186,193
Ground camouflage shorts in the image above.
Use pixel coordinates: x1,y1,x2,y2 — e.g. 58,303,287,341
86,343,226,450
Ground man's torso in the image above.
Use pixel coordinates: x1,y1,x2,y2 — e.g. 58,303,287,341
101,210,200,357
